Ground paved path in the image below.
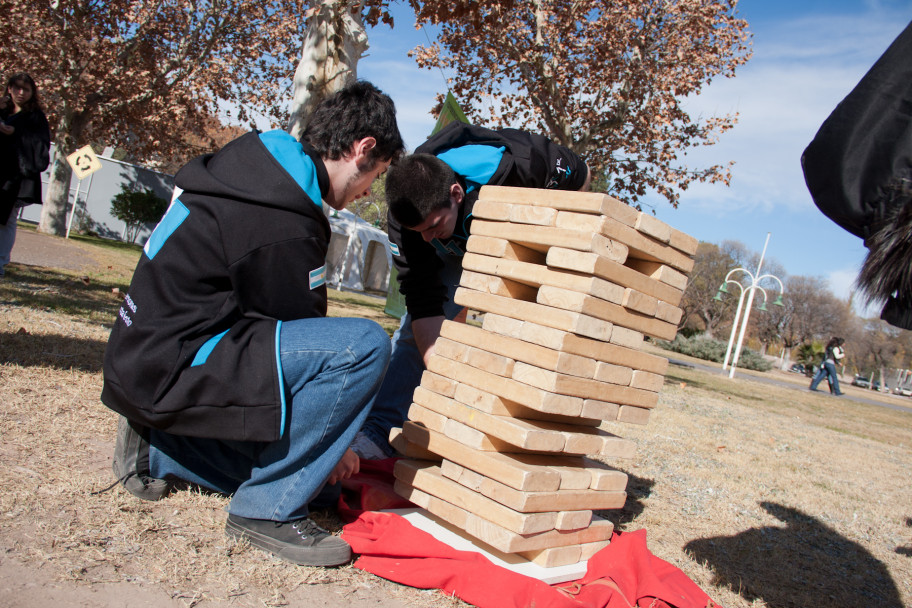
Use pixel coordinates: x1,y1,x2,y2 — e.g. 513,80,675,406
10,227,100,272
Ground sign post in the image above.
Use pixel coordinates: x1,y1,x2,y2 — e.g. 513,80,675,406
65,145,103,239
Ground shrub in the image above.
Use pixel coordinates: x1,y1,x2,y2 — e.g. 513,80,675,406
111,186,168,243
656,334,773,372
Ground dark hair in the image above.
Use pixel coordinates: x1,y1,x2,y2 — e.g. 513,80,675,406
385,153,456,227
826,337,844,349
301,80,403,163
5,72,42,113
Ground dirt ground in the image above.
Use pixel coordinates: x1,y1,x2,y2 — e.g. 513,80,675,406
2,228,911,608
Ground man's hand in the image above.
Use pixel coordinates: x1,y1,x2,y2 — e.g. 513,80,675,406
0,124,14,136
327,448,359,485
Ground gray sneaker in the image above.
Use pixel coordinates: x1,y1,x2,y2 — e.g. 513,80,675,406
350,430,395,460
112,415,172,501
225,513,352,566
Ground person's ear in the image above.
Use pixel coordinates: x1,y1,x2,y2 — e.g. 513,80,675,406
450,182,464,206
352,137,377,162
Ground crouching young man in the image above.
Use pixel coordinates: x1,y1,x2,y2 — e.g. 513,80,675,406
101,81,404,567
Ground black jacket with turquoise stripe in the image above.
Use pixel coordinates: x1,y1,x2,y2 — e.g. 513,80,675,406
388,122,589,321
101,130,331,442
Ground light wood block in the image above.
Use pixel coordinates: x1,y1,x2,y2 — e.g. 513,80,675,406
413,386,567,452
580,398,621,421
668,228,699,256
580,539,612,560
401,422,561,491
388,427,442,461
428,354,584,416
435,336,516,377
512,361,658,410
478,185,639,227
622,287,659,317
536,285,677,341
440,319,597,379
554,211,694,274
546,247,683,308
463,252,625,304
473,199,512,221
466,235,546,264
456,287,612,342
625,258,689,291
510,204,559,226
443,418,517,452
469,219,627,263
420,371,459,398
394,460,559,535
460,269,539,301
608,325,646,349
518,544,582,568
630,370,665,392
451,383,602,427
617,405,652,425
510,454,591,490
555,510,594,531
656,300,684,325
481,314,668,376
440,460,627,512
396,480,616,553
585,458,631,490
407,403,448,433
592,361,634,386
635,212,671,244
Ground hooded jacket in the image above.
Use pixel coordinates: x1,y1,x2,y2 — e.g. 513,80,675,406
101,130,331,442
388,122,588,320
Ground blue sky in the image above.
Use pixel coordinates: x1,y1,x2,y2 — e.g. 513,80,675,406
355,1,912,306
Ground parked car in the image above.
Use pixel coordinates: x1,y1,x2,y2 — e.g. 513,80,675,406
852,375,871,388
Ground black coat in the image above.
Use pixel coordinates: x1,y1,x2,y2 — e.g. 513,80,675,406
101,130,332,442
0,107,50,224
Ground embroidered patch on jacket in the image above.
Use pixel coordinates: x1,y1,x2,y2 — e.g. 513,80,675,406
309,265,326,289
390,243,400,256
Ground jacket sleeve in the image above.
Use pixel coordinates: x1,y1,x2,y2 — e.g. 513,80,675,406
387,211,447,320
17,111,51,175
498,129,589,191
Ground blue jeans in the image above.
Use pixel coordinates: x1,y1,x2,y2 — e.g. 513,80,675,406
0,208,20,274
149,317,391,521
359,250,465,453
810,361,841,394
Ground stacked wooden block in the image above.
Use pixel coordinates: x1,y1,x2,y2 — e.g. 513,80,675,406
392,185,697,567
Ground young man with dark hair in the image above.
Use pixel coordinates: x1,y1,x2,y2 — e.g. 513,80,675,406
102,81,404,567
352,122,591,460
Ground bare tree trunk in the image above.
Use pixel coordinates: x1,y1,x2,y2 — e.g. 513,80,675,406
39,155,73,236
287,0,369,140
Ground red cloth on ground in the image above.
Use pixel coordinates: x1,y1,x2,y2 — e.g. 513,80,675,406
339,461,721,608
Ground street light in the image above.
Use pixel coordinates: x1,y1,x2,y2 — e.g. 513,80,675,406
715,232,785,378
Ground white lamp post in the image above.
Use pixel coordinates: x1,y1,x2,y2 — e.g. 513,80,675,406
714,232,785,378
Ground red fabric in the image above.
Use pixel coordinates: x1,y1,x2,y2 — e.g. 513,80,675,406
339,463,721,608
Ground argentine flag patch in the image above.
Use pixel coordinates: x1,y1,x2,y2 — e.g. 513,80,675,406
309,265,326,289
390,243,400,256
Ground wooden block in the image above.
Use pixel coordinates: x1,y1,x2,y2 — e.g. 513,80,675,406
441,460,627,512
555,211,694,273
395,481,469,528
388,427,442,461
580,539,611,560
466,235,546,264
510,204,558,226
555,510,593,531
630,370,664,392
472,199,512,221
580,399,621,421
593,361,634,386
617,405,652,425
635,212,671,243
407,403,448,433
625,258,689,291
469,219,625,262
435,336,516,377
456,287,612,342
401,422,561,491
428,354,584,416
394,461,559,535
546,247,683,307
460,269,539,301
622,287,658,317
585,458,630,490
452,383,602,427
609,325,645,349
441,320,597,379
463,252,625,305
656,300,684,325
518,544,582,568
444,418,518,452
512,361,658,410
420,370,458,398
478,185,639,227
536,285,677,341
413,386,566,452
510,454,592,490
668,228,699,256
481,314,667,376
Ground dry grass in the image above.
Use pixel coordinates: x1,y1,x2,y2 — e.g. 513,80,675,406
1,242,910,608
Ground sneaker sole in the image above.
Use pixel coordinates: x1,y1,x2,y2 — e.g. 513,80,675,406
226,519,352,567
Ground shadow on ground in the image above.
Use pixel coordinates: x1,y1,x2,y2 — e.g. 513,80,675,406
684,501,903,607
596,473,655,529
0,331,106,372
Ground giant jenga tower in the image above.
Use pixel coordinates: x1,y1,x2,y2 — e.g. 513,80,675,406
392,185,697,568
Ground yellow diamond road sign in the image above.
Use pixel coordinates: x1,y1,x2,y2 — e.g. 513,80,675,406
66,145,103,180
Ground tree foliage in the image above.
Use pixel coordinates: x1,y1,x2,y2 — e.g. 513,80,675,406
110,187,168,244
409,0,751,207
1,0,312,235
